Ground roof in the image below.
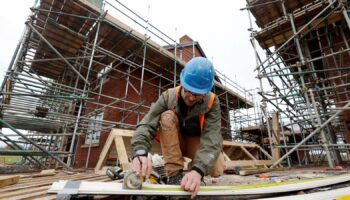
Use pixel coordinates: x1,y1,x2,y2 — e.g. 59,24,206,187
28,0,253,108
248,0,345,49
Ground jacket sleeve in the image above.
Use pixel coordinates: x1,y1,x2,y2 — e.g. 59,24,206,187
192,96,223,175
131,91,168,152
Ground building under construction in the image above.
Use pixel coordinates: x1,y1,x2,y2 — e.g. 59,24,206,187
1,0,350,199
246,0,350,168
0,0,255,169
0,0,349,170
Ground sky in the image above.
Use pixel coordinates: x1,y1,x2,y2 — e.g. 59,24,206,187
0,1,34,82
0,0,261,92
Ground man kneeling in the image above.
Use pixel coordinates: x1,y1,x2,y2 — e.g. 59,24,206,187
131,57,224,199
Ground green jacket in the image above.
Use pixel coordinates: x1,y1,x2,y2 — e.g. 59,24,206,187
131,86,223,175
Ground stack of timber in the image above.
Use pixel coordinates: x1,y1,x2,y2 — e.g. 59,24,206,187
0,171,111,199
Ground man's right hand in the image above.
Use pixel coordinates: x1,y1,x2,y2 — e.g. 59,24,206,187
132,155,152,179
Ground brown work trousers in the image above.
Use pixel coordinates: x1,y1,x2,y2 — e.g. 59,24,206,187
158,110,225,177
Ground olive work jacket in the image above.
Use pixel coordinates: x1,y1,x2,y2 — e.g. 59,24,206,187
131,87,223,176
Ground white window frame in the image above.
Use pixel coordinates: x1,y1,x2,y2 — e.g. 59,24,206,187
85,112,104,145
95,63,112,89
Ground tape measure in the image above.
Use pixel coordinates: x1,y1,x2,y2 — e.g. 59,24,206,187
122,170,143,190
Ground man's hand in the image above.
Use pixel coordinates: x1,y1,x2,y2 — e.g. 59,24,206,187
181,170,202,199
132,155,152,179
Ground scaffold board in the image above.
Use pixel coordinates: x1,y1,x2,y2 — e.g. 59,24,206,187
49,173,350,196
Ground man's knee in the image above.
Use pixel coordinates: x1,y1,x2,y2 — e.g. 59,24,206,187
160,110,178,130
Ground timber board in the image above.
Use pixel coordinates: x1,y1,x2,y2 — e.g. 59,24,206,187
48,173,350,196
0,171,113,199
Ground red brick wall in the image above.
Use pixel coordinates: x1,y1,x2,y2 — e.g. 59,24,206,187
178,46,202,63
74,63,168,168
318,27,350,143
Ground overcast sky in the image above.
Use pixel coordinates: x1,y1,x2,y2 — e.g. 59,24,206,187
0,0,260,91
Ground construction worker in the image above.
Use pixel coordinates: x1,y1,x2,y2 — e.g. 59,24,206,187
131,57,224,199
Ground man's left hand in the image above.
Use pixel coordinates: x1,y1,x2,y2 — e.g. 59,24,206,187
181,170,202,199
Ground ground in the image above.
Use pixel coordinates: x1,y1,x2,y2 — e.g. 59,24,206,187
0,164,349,199
205,165,350,186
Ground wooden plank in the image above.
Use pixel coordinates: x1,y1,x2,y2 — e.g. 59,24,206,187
223,146,235,159
257,146,273,160
7,190,53,200
40,169,56,174
95,129,135,172
223,140,259,148
0,185,50,199
240,146,257,160
226,160,273,168
111,128,164,155
0,176,20,188
95,131,117,172
110,128,134,137
29,169,57,178
222,151,231,161
95,128,163,172
115,135,132,170
8,173,96,186
239,167,286,176
48,173,350,196
3,176,111,199
16,172,84,184
0,173,101,192
99,128,273,173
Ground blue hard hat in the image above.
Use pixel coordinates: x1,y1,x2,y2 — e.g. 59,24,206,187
180,57,214,94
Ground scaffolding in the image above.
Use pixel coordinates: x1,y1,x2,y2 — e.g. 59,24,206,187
0,0,255,168
246,0,350,167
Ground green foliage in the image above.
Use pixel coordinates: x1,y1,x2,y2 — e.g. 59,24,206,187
0,156,21,165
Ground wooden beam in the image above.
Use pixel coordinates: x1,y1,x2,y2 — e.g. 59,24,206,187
110,128,134,137
48,174,350,196
114,135,131,170
239,167,286,176
223,140,259,148
95,131,116,172
0,176,20,188
226,160,273,168
240,146,257,160
257,145,273,160
222,151,231,161
95,128,164,172
223,146,236,159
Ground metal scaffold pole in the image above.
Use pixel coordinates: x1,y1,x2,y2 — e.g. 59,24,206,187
0,0,256,169
0,119,71,169
308,89,334,168
245,0,350,167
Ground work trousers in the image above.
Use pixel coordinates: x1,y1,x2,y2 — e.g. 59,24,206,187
158,110,225,177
